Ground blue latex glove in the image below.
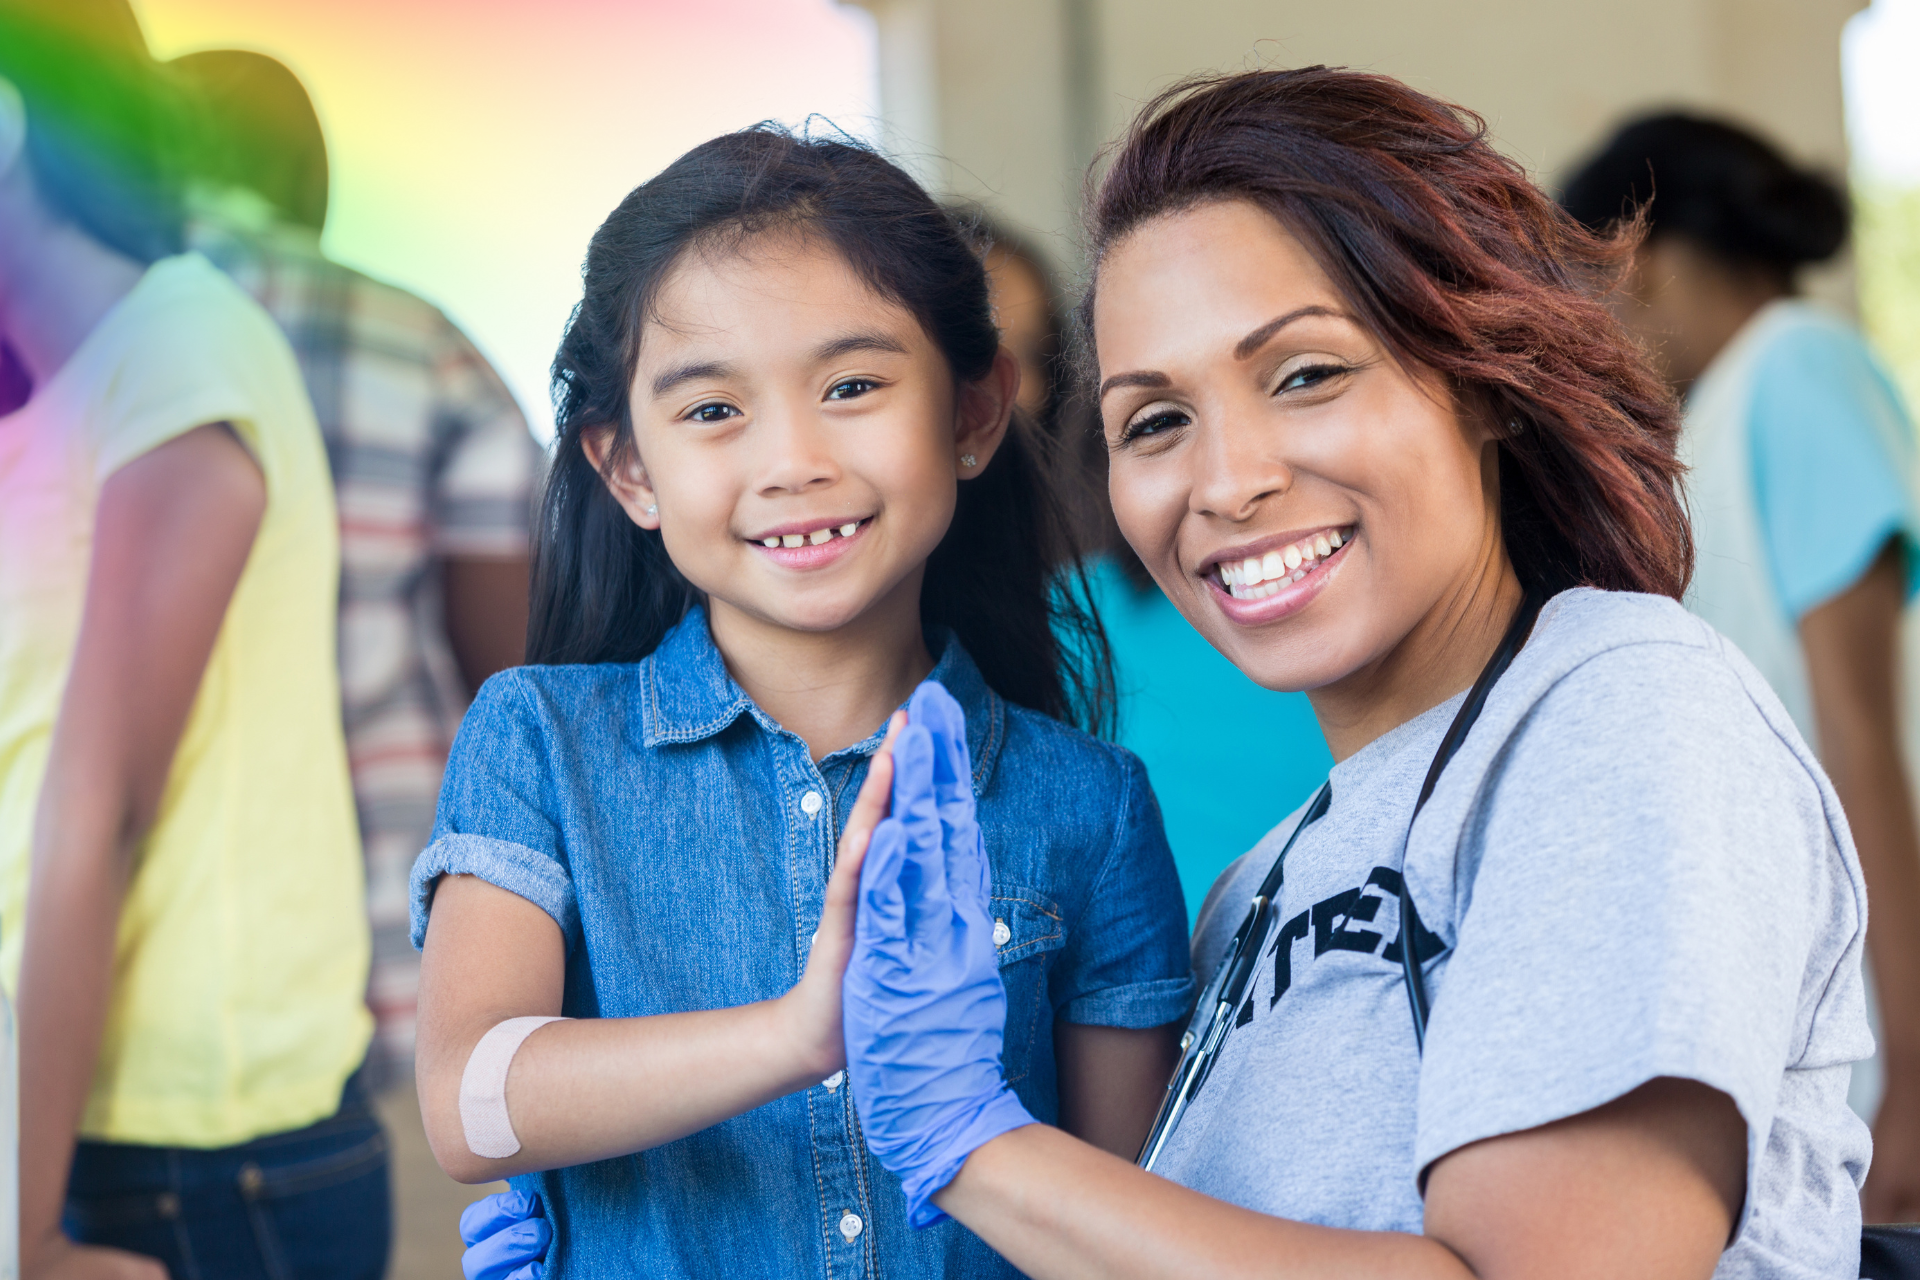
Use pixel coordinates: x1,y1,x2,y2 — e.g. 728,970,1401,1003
843,680,1036,1227
460,1188,550,1280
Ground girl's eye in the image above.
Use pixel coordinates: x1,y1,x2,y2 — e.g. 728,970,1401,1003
1275,361,1351,395
827,378,881,401
1119,407,1191,443
687,402,741,424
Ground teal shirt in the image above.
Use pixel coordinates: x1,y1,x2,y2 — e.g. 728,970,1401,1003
1746,317,1920,616
1085,559,1333,924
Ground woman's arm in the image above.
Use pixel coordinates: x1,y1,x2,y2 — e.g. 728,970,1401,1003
1799,538,1920,1221
935,1075,1743,1280
18,424,265,1280
414,715,901,1184
1054,1021,1181,1159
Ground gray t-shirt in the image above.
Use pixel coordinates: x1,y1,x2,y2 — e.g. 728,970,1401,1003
1156,588,1871,1278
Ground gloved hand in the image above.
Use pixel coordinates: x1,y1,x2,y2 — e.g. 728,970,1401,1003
459,1187,550,1280
843,680,1036,1227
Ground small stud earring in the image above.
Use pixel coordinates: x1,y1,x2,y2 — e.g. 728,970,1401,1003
960,454,976,468
645,504,657,516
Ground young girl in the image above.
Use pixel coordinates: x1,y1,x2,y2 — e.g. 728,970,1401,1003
410,126,1193,1276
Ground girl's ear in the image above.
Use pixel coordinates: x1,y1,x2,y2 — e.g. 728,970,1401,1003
580,426,662,531
954,347,1021,480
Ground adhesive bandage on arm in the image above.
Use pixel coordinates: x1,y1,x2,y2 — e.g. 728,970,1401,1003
460,1015,568,1159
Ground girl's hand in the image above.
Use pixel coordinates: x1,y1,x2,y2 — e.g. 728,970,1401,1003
24,1235,168,1280
777,710,907,1081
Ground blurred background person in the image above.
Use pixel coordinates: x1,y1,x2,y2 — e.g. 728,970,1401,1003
170,48,543,1093
1564,111,1920,1222
0,1,386,1275
966,208,1333,917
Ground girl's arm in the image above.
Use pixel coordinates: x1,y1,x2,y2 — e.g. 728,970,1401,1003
1054,1021,1181,1159
414,715,902,1184
1799,538,1920,1222
18,425,264,1280
935,1074,1742,1280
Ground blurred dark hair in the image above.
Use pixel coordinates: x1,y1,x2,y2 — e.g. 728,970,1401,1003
172,49,329,233
1082,67,1692,601
534,124,1114,733
1561,112,1847,281
0,0,183,262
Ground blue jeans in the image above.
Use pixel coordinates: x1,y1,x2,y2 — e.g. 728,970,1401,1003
63,1069,390,1280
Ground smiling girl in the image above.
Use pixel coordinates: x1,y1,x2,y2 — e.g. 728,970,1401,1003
406,127,1192,1277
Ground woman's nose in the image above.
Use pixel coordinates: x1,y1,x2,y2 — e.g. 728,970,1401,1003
1188,409,1291,522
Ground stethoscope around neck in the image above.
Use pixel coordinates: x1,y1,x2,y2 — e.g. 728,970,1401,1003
1136,590,1545,1173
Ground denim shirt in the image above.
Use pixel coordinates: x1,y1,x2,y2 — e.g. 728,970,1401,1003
410,609,1192,1279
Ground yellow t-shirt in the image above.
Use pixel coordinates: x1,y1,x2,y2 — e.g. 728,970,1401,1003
0,254,370,1147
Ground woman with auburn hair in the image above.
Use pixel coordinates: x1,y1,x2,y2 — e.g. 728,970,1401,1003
833,67,1874,1278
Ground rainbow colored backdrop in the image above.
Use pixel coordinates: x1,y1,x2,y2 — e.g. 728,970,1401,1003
137,0,880,440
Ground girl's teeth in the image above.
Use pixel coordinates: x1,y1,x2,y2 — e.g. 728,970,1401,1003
809,528,832,545
763,537,780,548
782,534,804,548
1284,545,1303,571
840,523,858,537
1261,550,1284,579
1314,534,1332,557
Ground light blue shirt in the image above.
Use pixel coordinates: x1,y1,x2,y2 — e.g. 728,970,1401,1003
1746,317,1920,616
1085,559,1333,923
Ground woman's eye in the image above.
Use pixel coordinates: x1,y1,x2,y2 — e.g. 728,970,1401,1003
827,378,880,401
1275,362,1351,395
687,402,740,424
1120,408,1191,442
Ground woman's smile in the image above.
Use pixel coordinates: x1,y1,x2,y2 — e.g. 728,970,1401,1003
1200,524,1354,625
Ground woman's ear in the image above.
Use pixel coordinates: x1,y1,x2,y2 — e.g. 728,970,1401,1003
579,426,662,530
954,347,1021,480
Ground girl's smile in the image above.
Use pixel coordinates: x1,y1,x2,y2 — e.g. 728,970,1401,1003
748,514,873,570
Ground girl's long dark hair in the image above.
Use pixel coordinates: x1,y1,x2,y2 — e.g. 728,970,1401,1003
531,124,1114,733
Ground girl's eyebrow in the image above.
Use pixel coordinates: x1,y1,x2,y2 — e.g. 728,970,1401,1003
650,359,738,397
813,332,910,363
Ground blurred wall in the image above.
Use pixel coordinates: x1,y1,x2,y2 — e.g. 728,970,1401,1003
855,0,1865,294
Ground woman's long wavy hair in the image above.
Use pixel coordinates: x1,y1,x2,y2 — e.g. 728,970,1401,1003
1081,68,1692,600
531,125,1114,733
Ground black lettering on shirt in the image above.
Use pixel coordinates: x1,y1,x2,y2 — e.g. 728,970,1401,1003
1368,866,1446,965
1312,888,1383,957
1266,910,1311,1008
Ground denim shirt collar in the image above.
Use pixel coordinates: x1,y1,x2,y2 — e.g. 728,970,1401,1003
641,605,1006,792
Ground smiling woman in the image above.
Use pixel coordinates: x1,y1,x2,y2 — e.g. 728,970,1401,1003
833,67,1883,1280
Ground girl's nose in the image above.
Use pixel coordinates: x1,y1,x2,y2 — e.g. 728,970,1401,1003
754,404,842,495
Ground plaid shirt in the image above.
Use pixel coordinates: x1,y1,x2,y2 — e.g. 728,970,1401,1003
192,213,544,1084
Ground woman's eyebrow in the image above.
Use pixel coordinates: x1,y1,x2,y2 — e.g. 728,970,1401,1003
650,359,737,397
1098,370,1172,401
1233,305,1346,360
813,332,910,363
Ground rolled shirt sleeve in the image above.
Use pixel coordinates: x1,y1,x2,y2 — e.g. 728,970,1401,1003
410,670,580,952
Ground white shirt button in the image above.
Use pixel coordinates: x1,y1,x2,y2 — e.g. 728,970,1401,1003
800,790,823,817
839,1210,864,1241
823,1069,844,1091
992,918,1012,948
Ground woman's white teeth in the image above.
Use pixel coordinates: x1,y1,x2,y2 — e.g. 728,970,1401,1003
763,521,864,550
1217,527,1353,598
